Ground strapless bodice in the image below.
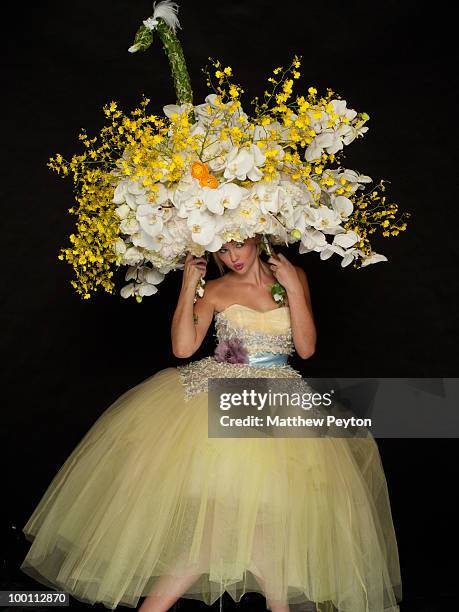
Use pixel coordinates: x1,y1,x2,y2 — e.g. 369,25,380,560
214,304,294,367
177,304,301,401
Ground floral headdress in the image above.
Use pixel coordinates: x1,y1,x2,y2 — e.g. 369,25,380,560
51,0,409,302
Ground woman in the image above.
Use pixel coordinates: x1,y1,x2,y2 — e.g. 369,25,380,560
21,236,402,612
172,236,316,360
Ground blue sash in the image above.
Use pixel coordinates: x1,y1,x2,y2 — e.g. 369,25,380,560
248,352,288,368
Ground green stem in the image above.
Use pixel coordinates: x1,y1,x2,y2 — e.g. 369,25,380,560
156,20,194,115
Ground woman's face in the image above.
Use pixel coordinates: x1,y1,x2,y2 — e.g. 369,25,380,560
216,238,258,273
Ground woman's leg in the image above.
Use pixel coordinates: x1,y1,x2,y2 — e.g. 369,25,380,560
138,571,203,612
251,571,290,612
249,519,290,612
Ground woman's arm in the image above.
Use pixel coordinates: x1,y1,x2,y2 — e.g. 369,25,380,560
288,266,316,359
267,253,316,359
171,254,216,358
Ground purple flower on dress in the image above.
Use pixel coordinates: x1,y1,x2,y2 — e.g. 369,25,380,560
214,337,249,364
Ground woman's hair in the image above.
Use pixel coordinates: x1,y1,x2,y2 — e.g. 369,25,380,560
212,240,262,277
212,252,226,276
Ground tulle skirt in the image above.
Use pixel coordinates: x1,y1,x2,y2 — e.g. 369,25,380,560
21,367,402,611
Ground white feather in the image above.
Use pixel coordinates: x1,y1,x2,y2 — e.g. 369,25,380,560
152,1,181,33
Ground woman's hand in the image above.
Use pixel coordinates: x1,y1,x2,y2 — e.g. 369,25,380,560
182,252,207,289
268,251,316,359
267,252,302,293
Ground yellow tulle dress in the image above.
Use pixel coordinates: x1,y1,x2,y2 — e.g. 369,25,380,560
21,304,402,611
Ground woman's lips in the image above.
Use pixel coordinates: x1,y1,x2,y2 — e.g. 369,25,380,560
234,263,244,270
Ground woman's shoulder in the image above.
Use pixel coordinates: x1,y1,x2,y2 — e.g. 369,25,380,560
205,277,225,288
294,265,308,281
204,277,231,300
204,277,224,295
202,276,234,312
205,275,233,292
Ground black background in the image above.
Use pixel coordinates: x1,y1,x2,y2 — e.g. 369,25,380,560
2,1,458,610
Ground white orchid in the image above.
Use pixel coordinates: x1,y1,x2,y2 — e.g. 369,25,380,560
253,120,290,143
121,246,144,266
194,93,248,127
152,183,174,206
333,230,360,249
340,248,367,267
307,109,330,134
132,228,164,251
223,198,277,237
114,204,130,220
140,266,165,286
340,248,387,268
193,94,221,123
186,209,222,249
136,204,164,237
114,238,127,255
317,232,361,263
280,179,314,207
163,102,193,119
322,168,372,195
203,140,233,173
305,132,335,162
249,183,282,214
277,193,295,225
132,207,180,252
119,215,140,235
331,99,358,122
205,183,248,215
340,169,372,185
176,189,210,217
113,238,127,265
303,100,366,162
223,145,266,181
120,265,165,300
319,243,346,260
120,282,137,298
298,228,327,253
171,173,202,208
112,178,149,209
361,252,388,266
337,122,369,145
304,205,342,235
332,195,354,220
112,180,132,207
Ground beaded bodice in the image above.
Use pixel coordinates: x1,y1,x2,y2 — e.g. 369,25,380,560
177,304,302,400
214,304,295,356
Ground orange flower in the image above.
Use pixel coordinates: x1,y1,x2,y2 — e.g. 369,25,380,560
191,160,218,188
200,174,218,189
191,161,209,180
